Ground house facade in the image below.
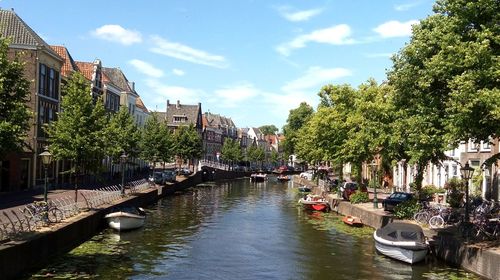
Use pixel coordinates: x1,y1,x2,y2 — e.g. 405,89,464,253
160,100,203,133
0,9,63,192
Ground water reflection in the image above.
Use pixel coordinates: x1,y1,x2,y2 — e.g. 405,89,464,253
28,178,483,280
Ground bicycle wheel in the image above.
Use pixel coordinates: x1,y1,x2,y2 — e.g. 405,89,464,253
429,215,445,229
48,208,64,223
414,212,429,225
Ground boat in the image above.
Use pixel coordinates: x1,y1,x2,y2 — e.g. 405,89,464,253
342,215,363,227
298,194,329,211
104,207,146,231
373,222,428,264
250,173,267,182
277,174,290,182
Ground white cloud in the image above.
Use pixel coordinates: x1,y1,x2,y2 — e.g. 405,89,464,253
373,20,419,38
92,25,142,45
278,6,323,22
212,82,262,108
172,69,185,76
282,67,352,93
129,59,163,78
150,35,228,68
277,24,354,56
144,79,205,105
395,1,421,11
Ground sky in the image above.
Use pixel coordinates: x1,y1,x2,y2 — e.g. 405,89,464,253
1,0,435,130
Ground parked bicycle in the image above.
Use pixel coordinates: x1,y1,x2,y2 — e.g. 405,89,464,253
428,207,461,229
22,201,64,225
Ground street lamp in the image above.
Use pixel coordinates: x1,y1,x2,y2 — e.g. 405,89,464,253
460,163,474,222
152,155,158,176
39,146,53,202
120,152,128,195
369,160,378,209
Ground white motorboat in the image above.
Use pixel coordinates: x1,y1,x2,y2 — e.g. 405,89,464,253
373,222,428,264
298,194,329,211
104,207,146,231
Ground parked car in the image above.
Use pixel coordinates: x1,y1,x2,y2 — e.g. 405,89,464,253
340,182,368,200
175,168,192,176
149,171,166,185
382,192,414,212
162,170,176,183
300,170,314,180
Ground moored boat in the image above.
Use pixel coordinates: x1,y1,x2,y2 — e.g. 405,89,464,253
373,222,428,264
342,215,363,227
298,194,329,211
250,173,267,182
277,174,290,182
104,207,146,231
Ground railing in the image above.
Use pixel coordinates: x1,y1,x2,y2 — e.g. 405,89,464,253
199,159,230,171
0,179,151,243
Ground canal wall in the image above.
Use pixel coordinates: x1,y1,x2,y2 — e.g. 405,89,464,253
294,176,499,280
0,169,250,280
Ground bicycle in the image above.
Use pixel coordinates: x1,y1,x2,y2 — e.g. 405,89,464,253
428,207,461,229
22,201,64,226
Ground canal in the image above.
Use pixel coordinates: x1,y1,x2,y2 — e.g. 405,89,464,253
28,178,481,279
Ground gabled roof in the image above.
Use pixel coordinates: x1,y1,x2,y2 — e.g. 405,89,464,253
0,9,61,60
75,61,94,81
165,100,201,127
103,67,133,93
135,97,148,113
50,45,79,77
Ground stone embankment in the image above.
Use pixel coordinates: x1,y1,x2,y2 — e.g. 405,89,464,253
0,167,245,280
294,176,499,280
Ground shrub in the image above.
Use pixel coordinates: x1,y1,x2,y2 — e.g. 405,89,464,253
349,190,369,204
393,198,421,219
419,184,444,200
444,178,465,208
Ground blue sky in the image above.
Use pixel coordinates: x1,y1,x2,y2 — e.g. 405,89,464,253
2,0,435,130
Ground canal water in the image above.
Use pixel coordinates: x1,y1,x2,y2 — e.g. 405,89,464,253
28,178,482,280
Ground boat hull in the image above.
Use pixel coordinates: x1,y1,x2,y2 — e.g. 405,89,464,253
298,198,329,211
342,215,363,227
373,231,428,264
105,212,145,231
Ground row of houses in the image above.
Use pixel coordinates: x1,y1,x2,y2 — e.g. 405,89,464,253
0,9,286,194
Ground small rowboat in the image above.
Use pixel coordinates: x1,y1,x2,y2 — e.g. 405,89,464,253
105,207,146,231
298,194,329,211
342,215,363,227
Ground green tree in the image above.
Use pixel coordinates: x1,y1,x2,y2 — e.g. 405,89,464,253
387,0,500,188
106,106,140,161
173,124,202,171
247,144,265,168
221,138,242,163
282,102,314,156
0,37,31,158
47,72,108,198
259,125,278,135
140,112,172,163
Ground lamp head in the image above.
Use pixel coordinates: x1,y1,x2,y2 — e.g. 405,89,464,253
39,146,52,166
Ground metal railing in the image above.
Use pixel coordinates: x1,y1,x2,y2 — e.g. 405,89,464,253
0,179,150,243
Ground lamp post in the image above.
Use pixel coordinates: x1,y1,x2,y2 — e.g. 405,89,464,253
152,155,157,176
369,160,378,209
120,152,128,195
39,146,53,203
460,163,474,222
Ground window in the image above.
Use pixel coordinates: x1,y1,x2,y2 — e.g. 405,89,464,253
38,64,59,99
452,165,458,177
39,64,46,95
468,140,478,152
481,140,491,151
173,116,187,123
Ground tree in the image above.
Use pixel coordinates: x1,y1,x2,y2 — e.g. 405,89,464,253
259,125,278,135
106,106,140,161
47,72,108,199
387,0,500,188
0,37,31,158
173,124,202,171
282,102,314,156
140,112,172,163
221,138,242,163
247,144,265,168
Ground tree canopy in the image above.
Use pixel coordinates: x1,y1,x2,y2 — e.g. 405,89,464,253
282,102,314,156
173,124,203,166
140,112,172,163
106,106,140,161
221,138,242,162
0,37,31,157
259,125,278,135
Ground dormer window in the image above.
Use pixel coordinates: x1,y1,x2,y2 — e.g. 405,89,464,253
173,115,188,123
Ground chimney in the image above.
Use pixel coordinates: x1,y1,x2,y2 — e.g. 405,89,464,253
176,100,180,109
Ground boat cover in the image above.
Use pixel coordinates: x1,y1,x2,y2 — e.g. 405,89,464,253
376,222,425,242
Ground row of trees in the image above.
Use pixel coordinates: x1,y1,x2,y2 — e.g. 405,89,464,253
47,72,203,180
282,0,499,189
220,138,280,168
